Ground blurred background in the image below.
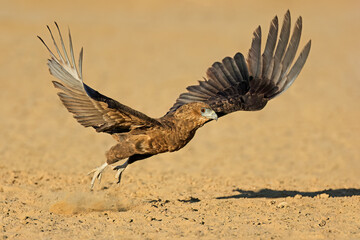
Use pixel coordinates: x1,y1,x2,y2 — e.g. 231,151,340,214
0,0,359,190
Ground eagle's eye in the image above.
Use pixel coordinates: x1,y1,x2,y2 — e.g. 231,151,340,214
201,108,205,113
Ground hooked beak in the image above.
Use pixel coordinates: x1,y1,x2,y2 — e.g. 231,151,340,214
204,110,218,121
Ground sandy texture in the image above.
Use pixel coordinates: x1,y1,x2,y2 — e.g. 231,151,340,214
1,0,360,239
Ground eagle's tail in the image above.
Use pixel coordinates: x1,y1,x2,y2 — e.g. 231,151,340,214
247,10,311,100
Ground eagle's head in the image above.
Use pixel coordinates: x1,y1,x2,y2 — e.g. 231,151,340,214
172,102,218,127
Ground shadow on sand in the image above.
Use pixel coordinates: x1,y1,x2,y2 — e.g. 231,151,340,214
217,188,360,199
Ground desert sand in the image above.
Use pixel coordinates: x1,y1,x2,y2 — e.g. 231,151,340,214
1,0,360,239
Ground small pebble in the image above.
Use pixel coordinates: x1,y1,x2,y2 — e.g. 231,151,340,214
277,202,288,208
319,220,326,227
319,193,329,199
294,194,302,199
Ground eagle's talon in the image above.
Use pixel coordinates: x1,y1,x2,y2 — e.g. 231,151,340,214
115,170,123,184
112,160,128,185
88,163,108,189
97,172,102,182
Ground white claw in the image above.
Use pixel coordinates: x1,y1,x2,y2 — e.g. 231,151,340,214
88,162,108,189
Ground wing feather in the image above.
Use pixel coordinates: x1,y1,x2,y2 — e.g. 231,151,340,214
281,16,302,78
40,23,161,134
262,16,278,79
222,57,243,83
54,22,71,65
198,80,219,94
186,85,209,97
271,10,291,84
168,11,310,116
234,53,249,81
247,26,262,78
206,67,230,89
212,62,235,86
279,40,311,93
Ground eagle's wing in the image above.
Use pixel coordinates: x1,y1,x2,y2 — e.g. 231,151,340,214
168,11,311,117
39,23,161,134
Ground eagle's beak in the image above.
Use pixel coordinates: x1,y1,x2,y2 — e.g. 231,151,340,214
211,111,218,121
203,110,218,121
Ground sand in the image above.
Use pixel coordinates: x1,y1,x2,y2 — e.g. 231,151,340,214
1,0,360,239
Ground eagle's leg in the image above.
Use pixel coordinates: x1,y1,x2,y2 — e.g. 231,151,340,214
110,154,153,185
88,162,108,189
112,159,129,184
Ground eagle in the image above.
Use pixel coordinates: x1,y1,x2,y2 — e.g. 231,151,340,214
39,10,311,189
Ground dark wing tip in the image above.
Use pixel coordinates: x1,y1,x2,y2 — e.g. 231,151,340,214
37,35,44,42
302,39,312,53
274,15,279,22
255,25,261,34
285,9,290,16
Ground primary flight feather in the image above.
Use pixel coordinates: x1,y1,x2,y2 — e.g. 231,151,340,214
39,11,311,189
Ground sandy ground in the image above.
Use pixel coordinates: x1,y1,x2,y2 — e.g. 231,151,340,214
1,0,360,239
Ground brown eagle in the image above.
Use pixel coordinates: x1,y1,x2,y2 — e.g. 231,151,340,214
39,11,311,189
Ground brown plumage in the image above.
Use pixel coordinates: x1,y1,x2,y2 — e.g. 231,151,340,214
39,11,311,189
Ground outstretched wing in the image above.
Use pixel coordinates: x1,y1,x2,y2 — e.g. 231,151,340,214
168,11,311,117
39,23,161,134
